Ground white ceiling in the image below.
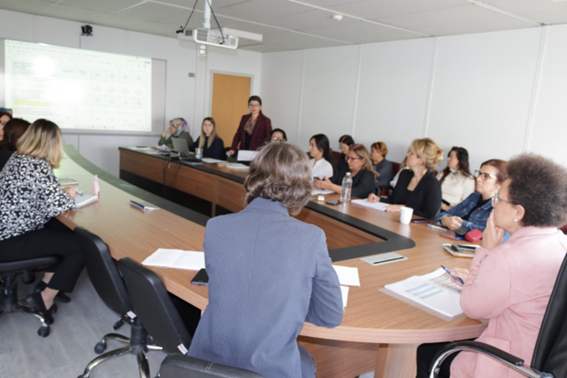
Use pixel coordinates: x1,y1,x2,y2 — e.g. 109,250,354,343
1,0,566,52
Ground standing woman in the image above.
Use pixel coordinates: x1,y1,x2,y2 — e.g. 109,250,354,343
158,117,193,149
226,95,272,157
314,144,377,199
368,138,443,219
189,117,225,160
336,135,355,173
0,119,85,322
308,134,334,180
437,147,475,211
189,141,343,378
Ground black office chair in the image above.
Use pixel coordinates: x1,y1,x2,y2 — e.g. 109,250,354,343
159,354,265,378
0,256,60,337
429,254,567,378
118,257,200,355
75,227,163,378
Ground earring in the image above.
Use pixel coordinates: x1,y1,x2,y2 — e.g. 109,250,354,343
514,218,518,223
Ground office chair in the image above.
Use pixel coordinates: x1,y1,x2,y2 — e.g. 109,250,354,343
429,254,567,378
0,256,60,337
75,227,163,378
159,354,265,378
118,257,199,355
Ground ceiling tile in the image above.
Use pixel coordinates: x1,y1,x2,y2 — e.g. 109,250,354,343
240,42,295,52
263,31,348,49
520,10,567,24
377,4,505,29
486,0,567,15
302,19,420,41
268,9,357,30
331,0,464,19
58,0,143,14
0,0,53,14
216,22,283,36
156,0,247,8
210,0,308,22
38,4,111,24
418,16,536,36
117,2,189,22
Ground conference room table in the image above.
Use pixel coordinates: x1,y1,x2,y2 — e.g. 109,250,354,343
57,146,487,378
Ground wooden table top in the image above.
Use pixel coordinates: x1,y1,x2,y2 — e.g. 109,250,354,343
58,146,486,345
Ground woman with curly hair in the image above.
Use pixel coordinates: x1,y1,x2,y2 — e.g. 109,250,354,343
417,153,567,378
189,141,343,378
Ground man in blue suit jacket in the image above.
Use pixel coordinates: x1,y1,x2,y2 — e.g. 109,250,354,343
188,142,343,378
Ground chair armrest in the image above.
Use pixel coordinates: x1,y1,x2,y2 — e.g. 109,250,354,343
160,353,265,378
429,341,548,378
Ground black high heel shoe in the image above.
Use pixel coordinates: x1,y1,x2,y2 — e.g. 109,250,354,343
26,292,58,325
33,281,71,303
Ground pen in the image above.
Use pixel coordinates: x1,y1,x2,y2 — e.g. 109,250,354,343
440,265,464,284
427,224,446,231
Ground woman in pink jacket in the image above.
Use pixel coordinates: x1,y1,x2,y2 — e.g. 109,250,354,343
417,153,567,378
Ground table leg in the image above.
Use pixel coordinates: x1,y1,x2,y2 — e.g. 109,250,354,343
374,343,418,378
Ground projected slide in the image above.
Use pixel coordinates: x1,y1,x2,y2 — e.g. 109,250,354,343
4,40,152,132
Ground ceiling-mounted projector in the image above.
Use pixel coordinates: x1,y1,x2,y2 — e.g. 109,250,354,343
177,28,238,49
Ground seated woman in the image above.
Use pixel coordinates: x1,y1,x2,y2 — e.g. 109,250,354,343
314,144,377,199
416,153,567,378
0,110,13,143
269,128,287,142
0,119,85,322
189,117,225,160
0,118,31,171
158,117,193,149
308,134,334,180
188,141,343,378
370,141,394,192
437,147,475,211
368,138,443,220
435,159,507,232
336,134,354,173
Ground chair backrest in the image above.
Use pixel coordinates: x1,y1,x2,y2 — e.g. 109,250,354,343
118,257,192,354
74,227,132,316
531,253,567,375
160,354,265,378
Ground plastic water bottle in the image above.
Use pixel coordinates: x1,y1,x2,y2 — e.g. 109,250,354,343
340,172,352,202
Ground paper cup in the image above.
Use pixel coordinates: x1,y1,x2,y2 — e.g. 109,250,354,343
400,207,413,224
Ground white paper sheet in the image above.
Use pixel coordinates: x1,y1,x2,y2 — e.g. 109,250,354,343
74,194,98,208
226,163,249,170
340,286,349,308
351,199,389,211
333,265,360,287
142,249,205,271
311,189,335,195
384,268,463,318
237,150,259,161
201,158,224,163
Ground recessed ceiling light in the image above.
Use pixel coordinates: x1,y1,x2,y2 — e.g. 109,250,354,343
332,14,343,21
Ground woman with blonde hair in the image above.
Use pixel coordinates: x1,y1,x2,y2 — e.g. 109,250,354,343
189,117,225,160
368,138,443,219
0,119,85,322
314,143,377,198
158,117,193,149
189,141,343,378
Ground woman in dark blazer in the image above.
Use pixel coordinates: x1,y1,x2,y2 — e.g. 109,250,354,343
226,95,272,157
189,141,343,378
368,138,443,219
189,117,225,160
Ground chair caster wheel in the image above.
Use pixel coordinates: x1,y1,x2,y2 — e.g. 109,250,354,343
38,326,50,337
94,341,107,354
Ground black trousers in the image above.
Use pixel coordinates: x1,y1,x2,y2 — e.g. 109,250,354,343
416,342,461,378
0,219,85,292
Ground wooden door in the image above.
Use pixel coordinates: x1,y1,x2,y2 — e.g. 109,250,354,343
211,73,251,147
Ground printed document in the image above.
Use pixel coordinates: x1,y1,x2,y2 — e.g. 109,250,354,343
351,199,389,211
142,249,205,271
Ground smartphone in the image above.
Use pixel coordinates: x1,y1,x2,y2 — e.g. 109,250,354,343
190,268,209,286
455,226,469,236
410,217,430,224
326,200,341,205
455,244,478,251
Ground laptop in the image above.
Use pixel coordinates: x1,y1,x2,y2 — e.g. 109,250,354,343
171,138,201,162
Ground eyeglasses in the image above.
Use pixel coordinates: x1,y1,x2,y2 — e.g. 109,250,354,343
249,104,261,108
271,136,283,141
492,192,514,206
346,156,362,161
474,170,497,180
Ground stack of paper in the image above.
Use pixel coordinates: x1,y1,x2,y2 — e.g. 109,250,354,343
333,265,360,308
351,199,389,211
226,163,249,170
142,249,205,271
383,268,463,318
